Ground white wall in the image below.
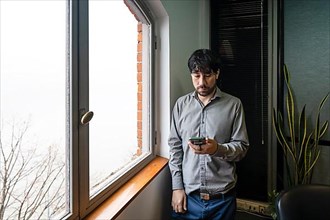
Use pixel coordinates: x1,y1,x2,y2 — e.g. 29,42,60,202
154,0,210,158
116,0,210,219
162,0,210,107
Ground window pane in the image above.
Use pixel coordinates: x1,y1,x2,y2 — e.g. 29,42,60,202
89,0,151,196
0,1,69,219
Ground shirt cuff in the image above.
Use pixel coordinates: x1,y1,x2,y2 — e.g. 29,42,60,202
172,176,184,190
210,143,228,157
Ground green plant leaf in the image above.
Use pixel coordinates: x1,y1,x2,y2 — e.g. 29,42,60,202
272,64,329,187
284,65,296,153
298,105,307,166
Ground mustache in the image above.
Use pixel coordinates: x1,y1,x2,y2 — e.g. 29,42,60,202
197,85,209,89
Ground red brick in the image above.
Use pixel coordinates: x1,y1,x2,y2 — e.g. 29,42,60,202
137,63,142,73
137,111,142,120
137,53,142,62
137,22,142,32
137,82,142,92
137,92,142,101
137,42,142,52
137,101,142,111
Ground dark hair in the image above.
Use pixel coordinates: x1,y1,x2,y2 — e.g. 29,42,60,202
187,49,221,74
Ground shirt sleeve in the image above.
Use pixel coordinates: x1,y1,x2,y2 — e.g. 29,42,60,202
211,100,250,161
168,101,184,190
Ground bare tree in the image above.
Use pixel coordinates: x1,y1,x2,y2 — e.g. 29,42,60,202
0,123,66,220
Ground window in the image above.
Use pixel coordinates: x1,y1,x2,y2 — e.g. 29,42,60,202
0,0,155,219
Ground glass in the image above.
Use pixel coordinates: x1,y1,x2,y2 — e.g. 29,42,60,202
0,1,69,219
89,0,151,197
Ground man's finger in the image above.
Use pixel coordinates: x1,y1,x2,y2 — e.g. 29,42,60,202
177,205,182,213
183,195,187,211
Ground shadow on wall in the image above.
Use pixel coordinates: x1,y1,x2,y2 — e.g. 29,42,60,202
116,166,172,220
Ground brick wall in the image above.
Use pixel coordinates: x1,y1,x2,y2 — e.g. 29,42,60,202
137,22,143,156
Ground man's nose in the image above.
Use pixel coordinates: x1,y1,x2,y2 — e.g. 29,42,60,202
198,76,206,85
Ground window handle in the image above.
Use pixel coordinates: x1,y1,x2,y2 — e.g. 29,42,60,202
81,111,94,125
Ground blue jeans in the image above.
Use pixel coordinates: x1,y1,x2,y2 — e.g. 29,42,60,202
172,192,236,220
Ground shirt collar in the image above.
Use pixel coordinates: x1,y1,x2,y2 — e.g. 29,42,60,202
191,87,223,100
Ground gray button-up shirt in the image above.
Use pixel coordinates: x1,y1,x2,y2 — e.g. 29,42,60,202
168,88,249,195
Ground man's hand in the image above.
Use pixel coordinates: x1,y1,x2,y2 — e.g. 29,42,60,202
171,189,187,213
188,138,218,155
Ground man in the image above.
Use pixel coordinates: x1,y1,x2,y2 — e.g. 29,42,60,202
168,49,249,220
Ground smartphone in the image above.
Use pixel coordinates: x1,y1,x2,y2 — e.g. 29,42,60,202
189,137,206,145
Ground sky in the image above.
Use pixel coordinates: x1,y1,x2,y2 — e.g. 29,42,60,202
0,0,142,197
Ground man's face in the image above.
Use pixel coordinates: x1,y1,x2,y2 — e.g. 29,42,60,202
191,70,219,97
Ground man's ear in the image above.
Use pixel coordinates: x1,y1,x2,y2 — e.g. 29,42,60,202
216,69,220,79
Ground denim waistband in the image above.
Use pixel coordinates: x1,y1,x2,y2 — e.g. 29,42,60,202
191,187,236,200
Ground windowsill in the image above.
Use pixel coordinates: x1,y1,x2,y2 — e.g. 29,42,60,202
85,156,169,220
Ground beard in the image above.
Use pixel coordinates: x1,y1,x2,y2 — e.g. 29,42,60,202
196,84,217,97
